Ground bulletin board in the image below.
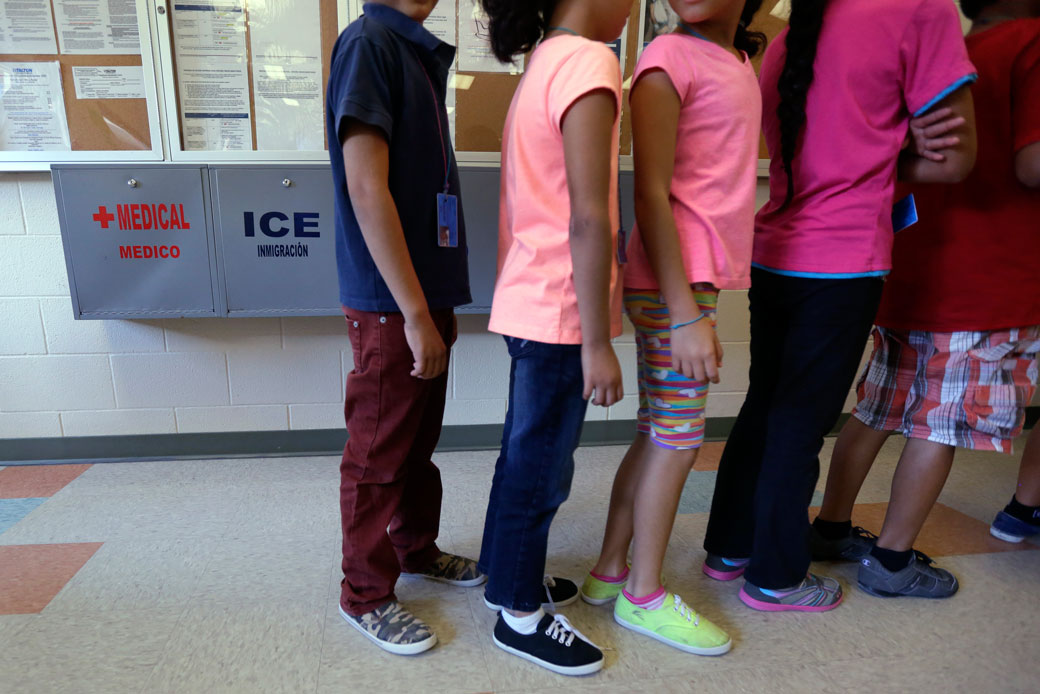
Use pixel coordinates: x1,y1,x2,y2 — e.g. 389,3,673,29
156,0,340,161
0,0,164,168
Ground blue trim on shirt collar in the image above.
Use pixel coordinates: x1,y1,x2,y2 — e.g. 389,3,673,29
751,262,890,280
913,73,978,117
363,2,444,54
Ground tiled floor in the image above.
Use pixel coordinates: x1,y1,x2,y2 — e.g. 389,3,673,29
0,437,1037,693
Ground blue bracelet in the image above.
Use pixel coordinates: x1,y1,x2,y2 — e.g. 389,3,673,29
671,314,706,331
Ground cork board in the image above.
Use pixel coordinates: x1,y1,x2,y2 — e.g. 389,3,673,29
456,5,645,154
0,5,151,152
167,0,339,151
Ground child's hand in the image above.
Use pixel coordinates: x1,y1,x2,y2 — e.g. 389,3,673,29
581,342,624,407
904,107,966,162
670,318,722,384
404,313,448,379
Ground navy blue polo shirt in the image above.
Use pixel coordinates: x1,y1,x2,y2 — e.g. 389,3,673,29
326,3,471,312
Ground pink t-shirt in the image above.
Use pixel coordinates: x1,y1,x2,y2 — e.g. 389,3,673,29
488,36,624,344
624,34,761,291
754,0,977,276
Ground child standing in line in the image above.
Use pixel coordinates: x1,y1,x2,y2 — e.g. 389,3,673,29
327,0,485,656
476,0,631,677
703,0,979,612
813,0,1040,596
582,0,764,656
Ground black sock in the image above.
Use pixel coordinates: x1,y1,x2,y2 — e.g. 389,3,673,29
813,517,852,541
870,545,913,572
1005,496,1040,526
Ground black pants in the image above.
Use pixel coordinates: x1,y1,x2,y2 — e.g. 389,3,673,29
704,268,884,589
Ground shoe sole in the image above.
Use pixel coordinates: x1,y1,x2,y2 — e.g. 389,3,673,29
702,564,745,582
857,581,959,599
613,611,732,656
492,633,604,676
339,605,437,655
990,526,1027,543
738,586,843,613
401,572,488,588
484,593,580,612
579,589,619,606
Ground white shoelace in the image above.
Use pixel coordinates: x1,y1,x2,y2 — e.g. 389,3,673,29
672,594,700,626
544,614,602,649
542,575,557,611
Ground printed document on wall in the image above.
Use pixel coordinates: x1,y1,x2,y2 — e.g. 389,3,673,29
0,62,71,151
458,0,519,73
248,0,324,151
54,0,140,55
72,65,145,99
172,1,251,150
0,0,58,54
425,1,456,47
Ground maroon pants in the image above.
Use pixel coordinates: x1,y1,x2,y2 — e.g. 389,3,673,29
339,306,455,616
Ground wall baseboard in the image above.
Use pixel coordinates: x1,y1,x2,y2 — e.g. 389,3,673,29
2,408,1036,466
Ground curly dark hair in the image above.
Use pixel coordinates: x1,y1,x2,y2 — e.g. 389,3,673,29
479,0,560,63
736,0,768,58
959,1,998,20
775,0,828,208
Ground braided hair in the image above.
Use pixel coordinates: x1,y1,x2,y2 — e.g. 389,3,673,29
775,0,828,208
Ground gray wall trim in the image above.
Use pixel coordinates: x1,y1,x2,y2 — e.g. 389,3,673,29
3,408,1036,466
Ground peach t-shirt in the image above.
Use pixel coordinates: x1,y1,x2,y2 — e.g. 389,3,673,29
624,33,761,291
488,36,624,345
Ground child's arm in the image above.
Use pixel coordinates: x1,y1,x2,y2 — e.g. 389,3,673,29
631,70,721,384
342,121,448,380
899,87,978,183
561,90,624,407
1015,142,1040,188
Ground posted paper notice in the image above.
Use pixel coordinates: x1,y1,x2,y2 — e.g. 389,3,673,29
248,0,324,151
0,62,71,151
54,0,141,55
172,2,251,150
0,0,58,54
72,65,145,99
458,0,520,73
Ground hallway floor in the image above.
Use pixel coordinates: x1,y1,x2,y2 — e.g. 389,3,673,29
1,436,1037,693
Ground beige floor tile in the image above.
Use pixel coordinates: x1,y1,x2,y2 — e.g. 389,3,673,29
43,538,212,613
0,614,38,643
145,599,325,694
0,608,182,694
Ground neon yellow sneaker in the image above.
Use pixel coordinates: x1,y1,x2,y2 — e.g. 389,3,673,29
613,592,731,656
580,571,627,606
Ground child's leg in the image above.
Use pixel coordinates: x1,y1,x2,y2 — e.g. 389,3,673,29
481,338,588,614
478,352,518,576
1015,424,1040,506
704,269,790,560
592,433,649,578
339,309,449,616
817,418,891,522
874,438,955,551
388,310,455,572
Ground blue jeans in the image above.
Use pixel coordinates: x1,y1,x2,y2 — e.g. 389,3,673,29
478,337,590,611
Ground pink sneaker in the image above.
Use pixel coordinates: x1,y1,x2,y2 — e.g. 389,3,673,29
702,554,749,581
739,573,844,612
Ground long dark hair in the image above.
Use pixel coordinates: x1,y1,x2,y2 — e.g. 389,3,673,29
776,0,828,207
736,1,768,58
480,0,560,63
959,1,996,19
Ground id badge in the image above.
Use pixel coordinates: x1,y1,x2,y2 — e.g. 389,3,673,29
616,227,628,265
892,194,918,234
437,193,459,248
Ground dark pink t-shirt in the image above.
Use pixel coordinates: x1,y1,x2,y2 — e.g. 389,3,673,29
754,0,976,277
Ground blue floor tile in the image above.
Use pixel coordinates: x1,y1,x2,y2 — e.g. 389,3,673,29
0,498,47,534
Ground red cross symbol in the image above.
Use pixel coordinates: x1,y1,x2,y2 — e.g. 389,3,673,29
93,206,115,229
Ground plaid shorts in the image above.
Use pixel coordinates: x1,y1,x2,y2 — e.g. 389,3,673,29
853,326,1040,454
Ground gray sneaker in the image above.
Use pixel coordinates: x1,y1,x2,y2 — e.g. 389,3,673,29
811,525,877,561
857,550,959,599
739,573,844,612
340,601,437,655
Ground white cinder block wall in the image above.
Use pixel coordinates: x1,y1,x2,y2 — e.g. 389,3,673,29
0,172,1032,439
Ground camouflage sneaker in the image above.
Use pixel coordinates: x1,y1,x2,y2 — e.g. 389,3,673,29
810,525,877,561
403,552,487,587
339,601,437,655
